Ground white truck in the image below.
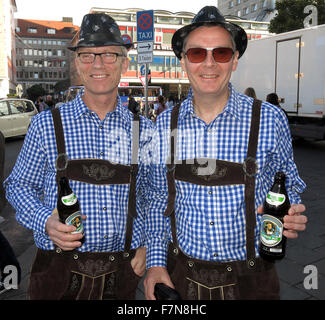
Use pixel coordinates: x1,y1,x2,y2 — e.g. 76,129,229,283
231,24,325,140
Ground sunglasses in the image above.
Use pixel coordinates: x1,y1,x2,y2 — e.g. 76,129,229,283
184,47,234,63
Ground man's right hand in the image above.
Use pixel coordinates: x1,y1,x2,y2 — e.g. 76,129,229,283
144,266,174,300
45,209,85,251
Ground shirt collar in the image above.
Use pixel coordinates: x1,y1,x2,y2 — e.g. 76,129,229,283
72,92,131,123
178,83,242,121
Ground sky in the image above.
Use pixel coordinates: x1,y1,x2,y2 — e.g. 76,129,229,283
14,0,220,26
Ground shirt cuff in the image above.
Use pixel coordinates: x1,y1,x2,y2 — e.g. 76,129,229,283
146,242,168,269
31,206,53,236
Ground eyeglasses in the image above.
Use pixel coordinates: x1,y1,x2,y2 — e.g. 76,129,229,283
184,47,234,63
77,52,125,64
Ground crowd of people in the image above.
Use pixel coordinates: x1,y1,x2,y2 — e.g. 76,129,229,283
1,7,307,301
128,94,187,122
244,87,288,117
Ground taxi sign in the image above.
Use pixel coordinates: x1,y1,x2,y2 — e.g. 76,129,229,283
136,10,154,42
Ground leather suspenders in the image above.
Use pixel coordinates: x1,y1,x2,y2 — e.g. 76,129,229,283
51,107,140,254
164,99,262,268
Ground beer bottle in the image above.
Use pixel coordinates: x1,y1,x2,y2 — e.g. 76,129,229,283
259,172,290,260
57,177,85,242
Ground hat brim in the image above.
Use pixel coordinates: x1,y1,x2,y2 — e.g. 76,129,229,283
68,42,133,51
172,21,247,59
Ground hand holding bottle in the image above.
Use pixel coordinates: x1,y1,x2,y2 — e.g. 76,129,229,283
45,208,86,251
257,203,307,239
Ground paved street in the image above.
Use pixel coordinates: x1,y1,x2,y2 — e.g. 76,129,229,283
0,137,324,300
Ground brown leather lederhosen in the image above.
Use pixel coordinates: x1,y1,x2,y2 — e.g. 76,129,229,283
164,100,280,300
28,108,141,300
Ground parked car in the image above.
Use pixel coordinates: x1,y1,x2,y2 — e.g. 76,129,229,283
0,98,38,138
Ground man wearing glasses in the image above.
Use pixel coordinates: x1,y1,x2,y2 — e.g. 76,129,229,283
144,6,307,300
4,13,152,299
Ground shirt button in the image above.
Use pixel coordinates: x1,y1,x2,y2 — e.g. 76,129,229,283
213,253,218,257
103,207,107,211
100,151,104,156
208,191,212,195
103,235,108,239
210,221,214,226
99,125,103,129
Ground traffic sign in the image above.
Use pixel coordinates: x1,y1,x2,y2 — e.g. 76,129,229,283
139,74,151,87
137,41,153,53
140,64,146,76
136,10,154,42
138,52,153,64
121,34,132,45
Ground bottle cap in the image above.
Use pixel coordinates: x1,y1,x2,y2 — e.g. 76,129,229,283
275,172,285,180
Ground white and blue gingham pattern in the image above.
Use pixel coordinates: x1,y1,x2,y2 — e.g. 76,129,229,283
145,84,306,268
5,93,153,252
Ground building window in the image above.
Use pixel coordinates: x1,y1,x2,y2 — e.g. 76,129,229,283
229,1,234,8
28,27,37,33
251,3,257,12
16,26,20,32
47,28,56,34
243,7,249,15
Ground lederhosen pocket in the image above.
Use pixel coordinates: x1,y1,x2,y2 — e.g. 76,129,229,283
164,100,280,300
28,109,141,300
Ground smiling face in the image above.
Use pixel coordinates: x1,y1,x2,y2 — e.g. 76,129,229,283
180,25,239,102
75,45,128,100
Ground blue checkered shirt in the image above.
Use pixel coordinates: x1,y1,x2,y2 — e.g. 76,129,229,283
5,93,153,252
145,84,306,268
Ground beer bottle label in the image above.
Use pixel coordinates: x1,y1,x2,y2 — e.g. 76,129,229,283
265,191,286,206
65,211,84,235
61,193,77,206
260,214,283,247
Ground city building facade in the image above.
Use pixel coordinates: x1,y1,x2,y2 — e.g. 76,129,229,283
69,8,271,98
15,17,79,95
218,0,277,21
0,0,17,97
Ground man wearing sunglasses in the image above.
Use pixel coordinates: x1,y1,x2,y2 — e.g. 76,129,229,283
144,6,307,300
4,13,152,299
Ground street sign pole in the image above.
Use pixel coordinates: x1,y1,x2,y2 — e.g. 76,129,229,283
137,10,154,119
145,63,149,117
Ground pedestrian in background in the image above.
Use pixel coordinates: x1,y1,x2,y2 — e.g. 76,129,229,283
244,87,257,99
128,95,139,114
156,95,168,116
266,92,288,118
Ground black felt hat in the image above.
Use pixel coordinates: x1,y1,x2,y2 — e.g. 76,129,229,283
172,6,247,59
69,13,132,51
